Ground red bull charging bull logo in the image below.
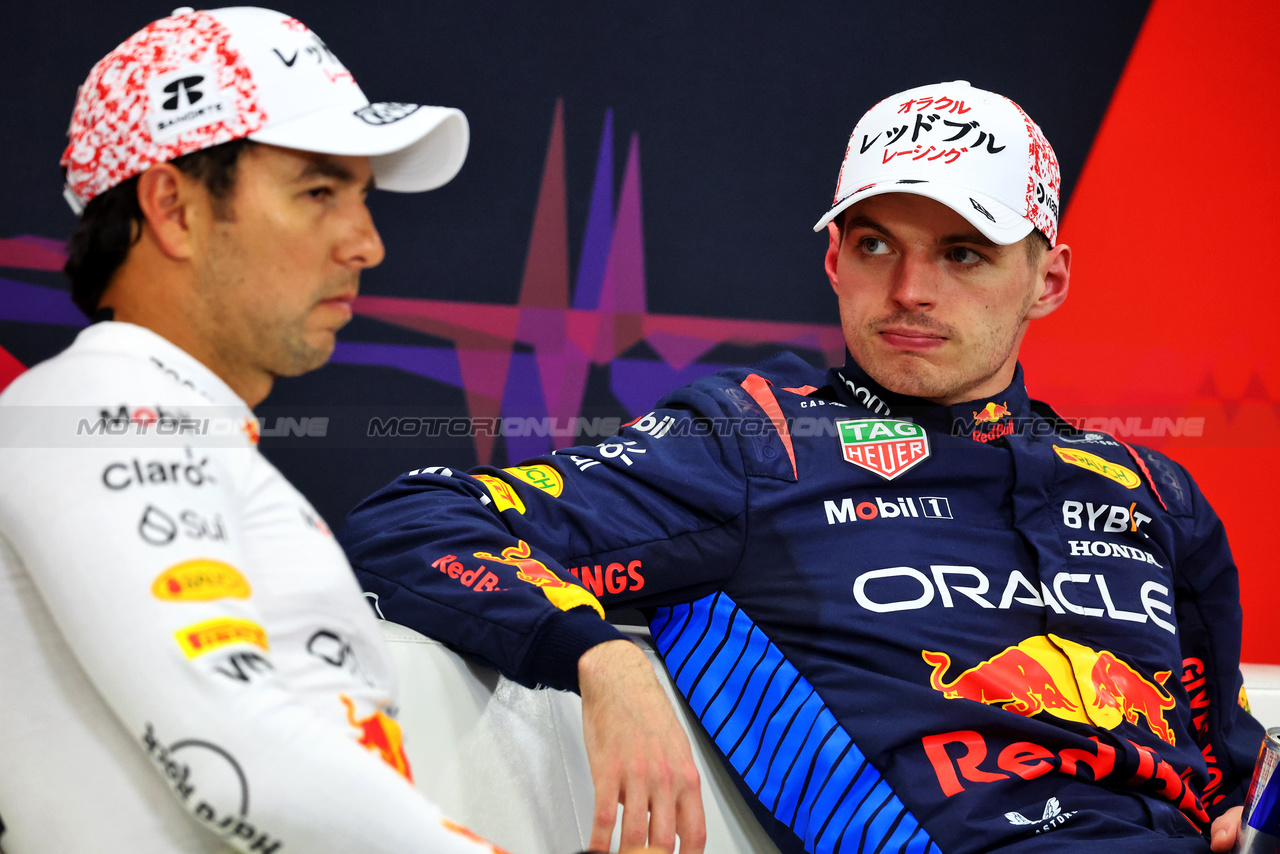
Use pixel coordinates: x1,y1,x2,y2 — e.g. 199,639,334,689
474,540,605,618
922,634,1176,745
972,401,1010,424
970,401,1015,443
340,694,413,782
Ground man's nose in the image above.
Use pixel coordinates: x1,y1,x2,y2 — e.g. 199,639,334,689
889,253,938,310
339,201,386,270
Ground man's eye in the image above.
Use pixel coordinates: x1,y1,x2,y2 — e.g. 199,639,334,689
306,186,335,201
859,237,890,255
949,247,983,265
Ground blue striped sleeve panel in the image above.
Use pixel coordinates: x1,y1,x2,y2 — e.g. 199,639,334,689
651,591,937,854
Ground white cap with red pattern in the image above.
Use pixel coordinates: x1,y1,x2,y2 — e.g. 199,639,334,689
813,81,1061,246
61,6,469,213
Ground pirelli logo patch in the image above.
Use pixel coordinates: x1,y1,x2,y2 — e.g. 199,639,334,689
175,618,268,659
473,474,526,514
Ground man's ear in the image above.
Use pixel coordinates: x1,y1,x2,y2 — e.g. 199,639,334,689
135,163,203,261
1026,243,1071,321
824,221,842,292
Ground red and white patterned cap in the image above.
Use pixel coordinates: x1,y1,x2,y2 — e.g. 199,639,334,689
61,6,469,213
813,81,1061,246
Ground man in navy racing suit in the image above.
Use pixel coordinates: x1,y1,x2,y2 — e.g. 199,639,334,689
339,81,1265,854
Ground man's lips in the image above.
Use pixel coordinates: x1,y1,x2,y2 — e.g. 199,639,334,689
318,293,357,320
878,328,946,351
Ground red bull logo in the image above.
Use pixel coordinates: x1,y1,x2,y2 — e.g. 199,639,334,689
432,553,501,592
922,634,1176,745
1085,649,1176,744
474,540,605,618
923,637,1082,720
970,401,1015,442
340,695,413,782
972,401,1010,424
921,729,1209,828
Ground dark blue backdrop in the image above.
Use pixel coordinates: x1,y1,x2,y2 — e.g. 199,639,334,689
0,2,1150,526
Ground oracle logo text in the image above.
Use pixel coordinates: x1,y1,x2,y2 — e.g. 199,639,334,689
851,565,1175,634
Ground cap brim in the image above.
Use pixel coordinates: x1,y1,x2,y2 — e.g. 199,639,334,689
248,104,469,192
812,181,1034,246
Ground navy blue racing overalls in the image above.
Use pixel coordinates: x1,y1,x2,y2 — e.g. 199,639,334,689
340,353,1265,854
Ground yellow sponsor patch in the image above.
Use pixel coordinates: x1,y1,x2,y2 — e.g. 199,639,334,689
1239,686,1251,713
474,474,526,514
1052,446,1141,489
502,464,564,497
152,559,250,602
175,618,268,659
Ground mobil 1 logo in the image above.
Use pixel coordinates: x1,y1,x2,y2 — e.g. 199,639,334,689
825,495,953,525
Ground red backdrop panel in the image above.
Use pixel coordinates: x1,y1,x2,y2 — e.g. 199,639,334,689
1023,0,1280,662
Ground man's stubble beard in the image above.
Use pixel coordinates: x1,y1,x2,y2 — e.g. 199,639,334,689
196,228,341,382
853,280,1037,404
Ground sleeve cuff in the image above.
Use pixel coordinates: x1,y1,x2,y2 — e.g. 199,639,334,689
522,606,626,693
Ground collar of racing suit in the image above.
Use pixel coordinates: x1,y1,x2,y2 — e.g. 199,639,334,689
824,352,1034,440
73,320,250,411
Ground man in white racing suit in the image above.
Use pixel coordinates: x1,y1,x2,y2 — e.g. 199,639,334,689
0,7,511,853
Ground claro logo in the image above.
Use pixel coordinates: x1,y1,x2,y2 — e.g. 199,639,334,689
102,454,215,490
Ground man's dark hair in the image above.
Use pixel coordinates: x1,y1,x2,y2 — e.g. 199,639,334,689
63,138,256,317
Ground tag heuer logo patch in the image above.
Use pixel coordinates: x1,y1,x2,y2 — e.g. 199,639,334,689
837,419,930,480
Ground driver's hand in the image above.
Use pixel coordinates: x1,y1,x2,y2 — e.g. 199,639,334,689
1210,805,1243,852
578,639,707,854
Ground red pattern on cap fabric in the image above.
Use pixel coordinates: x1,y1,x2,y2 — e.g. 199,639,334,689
832,93,895,207
1004,97,1060,245
832,131,855,207
61,11,265,205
